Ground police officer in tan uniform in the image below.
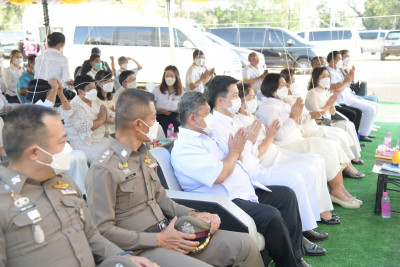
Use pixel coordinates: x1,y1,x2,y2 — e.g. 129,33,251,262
0,105,157,267
85,89,264,267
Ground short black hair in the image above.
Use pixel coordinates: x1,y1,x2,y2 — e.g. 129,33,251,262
340,49,350,57
119,70,135,86
74,75,95,93
327,51,340,63
26,79,51,103
90,54,100,62
260,73,282,98
193,49,204,59
237,83,252,100
95,70,113,101
91,47,101,54
115,89,155,131
47,32,65,47
179,91,208,125
3,105,57,161
206,75,238,110
27,54,36,65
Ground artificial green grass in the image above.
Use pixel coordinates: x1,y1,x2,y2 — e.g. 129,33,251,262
303,120,400,266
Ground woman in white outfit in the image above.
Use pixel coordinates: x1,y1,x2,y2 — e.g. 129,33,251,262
64,75,112,163
236,83,339,224
306,67,363,167
94,70,116,135
255,73,362,209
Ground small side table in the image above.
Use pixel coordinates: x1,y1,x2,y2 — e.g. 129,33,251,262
373,160,400,215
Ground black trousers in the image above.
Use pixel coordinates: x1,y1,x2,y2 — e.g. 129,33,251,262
335,104,362,133
156,112,181,136
233,186,303,267
5,94,20,103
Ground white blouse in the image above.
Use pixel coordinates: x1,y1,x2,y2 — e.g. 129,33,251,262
64,96,106,146
4,65,25,96
153,85,182,112
306,87,334,119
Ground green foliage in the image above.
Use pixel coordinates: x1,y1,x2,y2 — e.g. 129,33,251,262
363,0,400,30
0,4,25,31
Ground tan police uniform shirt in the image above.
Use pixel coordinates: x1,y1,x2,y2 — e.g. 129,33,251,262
86,135,193,252
0,166,124,267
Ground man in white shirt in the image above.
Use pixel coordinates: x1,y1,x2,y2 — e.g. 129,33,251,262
114,56,142,89
327,51,379,142
171,91,310,267
243,52,267,96
185,50,214,93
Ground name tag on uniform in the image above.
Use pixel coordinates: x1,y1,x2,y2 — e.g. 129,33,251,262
17,203,36,213
60,189,78,195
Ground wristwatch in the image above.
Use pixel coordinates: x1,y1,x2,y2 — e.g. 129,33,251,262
119,251,134,256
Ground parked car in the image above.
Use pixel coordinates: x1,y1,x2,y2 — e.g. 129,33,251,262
359,30,387,54
381,30,400,61
297,28,361,58
0,31,23,58
204,32,265,69
210,27,321,74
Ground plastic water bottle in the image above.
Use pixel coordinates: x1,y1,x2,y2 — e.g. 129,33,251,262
167,124,174,138
381,192,391,218
383,132,392,148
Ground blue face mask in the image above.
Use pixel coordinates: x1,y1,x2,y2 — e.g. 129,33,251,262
32,68,35,74
94,63,103,71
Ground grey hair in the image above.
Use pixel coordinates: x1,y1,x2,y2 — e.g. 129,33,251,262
178,91,208,125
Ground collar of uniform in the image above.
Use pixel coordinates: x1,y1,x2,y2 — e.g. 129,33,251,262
47,48,60,54
0,165,28,195
178,126,203,138
213,109,233,124
108,134,134,163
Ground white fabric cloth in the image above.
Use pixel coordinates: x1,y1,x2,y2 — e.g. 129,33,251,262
243,64,264,91
0,93,8,112
4,65,25,96
114,68,138,89
64,96,108,163
306,87,361,158
185,64,207,93
172,127,265,203
235,113,333,214
212,110,320,230
94,97,116,134
327,66,379,136
34,48,71,87
64,149,89,195
153,85,182,112
255,97,350,181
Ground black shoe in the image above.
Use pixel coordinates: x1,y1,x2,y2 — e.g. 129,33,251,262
320,217,341,225
298,258,311,267
303,230,329,242
343,171,365,179
368,135,376,139
360,135,373,142
302,237,327,256
332,213,340,220
360,143,366,148
351,159,364,165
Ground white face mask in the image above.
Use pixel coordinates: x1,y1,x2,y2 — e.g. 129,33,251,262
102,82,114,93
121,63,128,69
336,60,343,69
245,97,258,114
195,58,205,66
276,87,289,99
195,113,215,135
84,89,97,101
222,97,241,115
289,83,298,95
15,58,23,65
126,81,137,88
140,119,159,141
343,57,350,65
319,78,331,90
165,77,176,87
35,143,72,175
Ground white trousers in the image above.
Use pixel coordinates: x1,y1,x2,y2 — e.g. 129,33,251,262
332,120,361,159
344,97,379,136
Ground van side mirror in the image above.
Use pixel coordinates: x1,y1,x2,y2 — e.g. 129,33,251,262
183,40,195,48
287,39,295,46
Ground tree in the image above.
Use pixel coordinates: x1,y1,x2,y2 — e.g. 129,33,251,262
0,4,25,31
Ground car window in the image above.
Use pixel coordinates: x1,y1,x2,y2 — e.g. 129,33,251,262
297,32,305,39
268,29,295,46
210,29,237,45
237,28,264,47
115,27,158,46
310,30,352,41
74,26,115,45
359,32,378,40
160,27,192,47
386,32,400,40
379,32,386,38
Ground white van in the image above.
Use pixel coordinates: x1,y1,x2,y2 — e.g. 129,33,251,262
297,28,362,58
359,30,388,54
23,4,242,84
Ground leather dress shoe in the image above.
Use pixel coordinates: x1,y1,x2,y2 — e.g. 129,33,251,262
360,143,366,148
351,159,364,165
332,213,340,220
343,171,365,179
352,196,363,205
368,135,376,138
298,258,311,267
320,216,341,225
330,194,360,209
303,230,329,242
302,237,327,256
360,135,373,142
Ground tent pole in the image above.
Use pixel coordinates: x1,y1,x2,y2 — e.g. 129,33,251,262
42,0,50,36
167,0,175,65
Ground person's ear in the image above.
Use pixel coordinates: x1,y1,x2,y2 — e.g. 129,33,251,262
25,145,41,161
131,118,142,131
187,114,197,125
